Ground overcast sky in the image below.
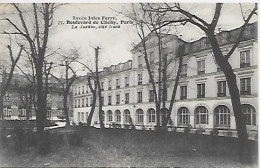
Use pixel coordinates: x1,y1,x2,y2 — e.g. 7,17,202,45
0,3,257,76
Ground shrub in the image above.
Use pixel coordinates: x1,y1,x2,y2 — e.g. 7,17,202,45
68,132,83,147
195,127,205,134
123,124,130,129
210,128,219,136
130,124,136,130
184,124,192,134
141,125,146,131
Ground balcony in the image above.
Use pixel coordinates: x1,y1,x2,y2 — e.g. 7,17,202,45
217,93,226,97
197,95,205,98
180,74,187,78
116,101,120,105
240,63,250,68
198,70,205,75
138,81,142,85
240,90,251,95
180,96,187,100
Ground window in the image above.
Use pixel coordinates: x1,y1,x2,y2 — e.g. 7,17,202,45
58,108,64,117
137,91,142,103
101,97,104,105
242,104,256,126
78,112,80,122
197,60,205,75
149,90,154,102
178,107,190,125
125,76,129,87
115,110,121,123
86,98,88,107
3,106,11,117
240,78,251,95
138,55,142,67
18,108,26,117
81,112,84,122
108,95,112,105
86,85,88,93
101,111,105,122
116,94,120,104
90,97,93,106
240,50,250,68
215,105,230,126
4,92,11,101
125,93,129,104
217,81,226,97
138,74,142,85
197,83,205,98
101,82,104,91
74,100,77,108
108,80,111,90
195,106,208,124
150,51,154,64
82,98,85,107
47,109,51,118
108,110,113,122
180,86,187,100
124,110,131,123
82,85,84,94
136,109,144,123
77,99,80,108
148,108,156,123
116,78,120,88
78,86,81,95
181,64,187,77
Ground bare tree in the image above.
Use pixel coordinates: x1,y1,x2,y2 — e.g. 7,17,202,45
50,49,79,126
144,3,257,156
0,44,23,121
1,3,61,154
119,4,184,128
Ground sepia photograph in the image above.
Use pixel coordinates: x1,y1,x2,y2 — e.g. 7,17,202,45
0,2,258,167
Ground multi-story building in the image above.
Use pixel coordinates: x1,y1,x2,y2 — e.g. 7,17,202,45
1,73,73,121
73,22,257,136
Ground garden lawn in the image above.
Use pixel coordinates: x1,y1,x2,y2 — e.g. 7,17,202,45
0,127,258,167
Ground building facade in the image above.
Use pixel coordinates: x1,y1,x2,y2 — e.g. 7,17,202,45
73,23,257,136
2,74,73,121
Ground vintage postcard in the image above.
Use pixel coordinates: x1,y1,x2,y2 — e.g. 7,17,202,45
0,2,258,167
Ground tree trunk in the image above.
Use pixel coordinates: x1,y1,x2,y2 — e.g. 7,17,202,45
63,92,70,126
207,32,250,156
87,89,97,127
0,96,4,121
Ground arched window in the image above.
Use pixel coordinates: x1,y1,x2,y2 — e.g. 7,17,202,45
107,110,113,122
115,110,121,123
148,108,156,123
195,106,208,124
242,104,256,126
124,109,131,123
101,110,105,122
178,107,190,124
136,109,144,123
215,105,230,126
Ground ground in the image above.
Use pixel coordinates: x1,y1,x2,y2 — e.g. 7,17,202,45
0,127,258,167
